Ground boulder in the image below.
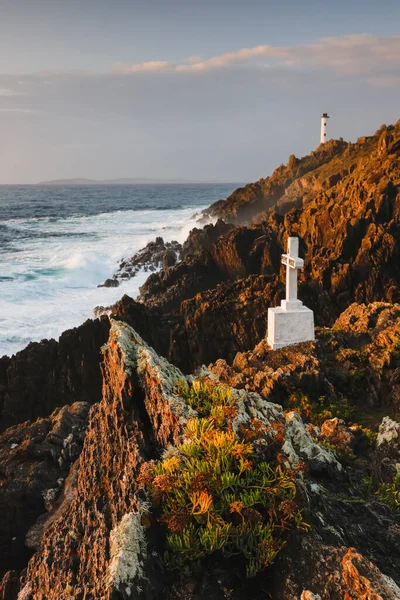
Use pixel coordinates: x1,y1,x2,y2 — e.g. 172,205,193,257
320,418,356,450
98,277,119,288
374,416,400,484
162,248,177,268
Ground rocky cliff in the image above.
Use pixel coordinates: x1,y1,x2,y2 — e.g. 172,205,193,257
95,121,400,373
1,321,399,599
1,120,400,599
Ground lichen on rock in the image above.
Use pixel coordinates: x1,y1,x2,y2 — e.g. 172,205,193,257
108,505,149,594
283,411,343,475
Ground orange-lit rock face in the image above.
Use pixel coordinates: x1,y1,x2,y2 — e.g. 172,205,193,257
3,126,396,378
25,323,193,599
0,320,399,599
209,302,400,415
272,543,400,600
106,121,400,371
340,548,397,600
1,122,400,599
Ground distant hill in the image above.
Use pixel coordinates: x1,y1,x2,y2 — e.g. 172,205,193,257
39,177,194,185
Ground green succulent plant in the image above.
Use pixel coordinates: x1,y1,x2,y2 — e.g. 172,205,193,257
139,380,308,577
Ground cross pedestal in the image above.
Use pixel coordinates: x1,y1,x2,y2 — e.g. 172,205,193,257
267,237,314,350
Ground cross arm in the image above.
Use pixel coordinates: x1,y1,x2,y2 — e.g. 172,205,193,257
281,254,304,269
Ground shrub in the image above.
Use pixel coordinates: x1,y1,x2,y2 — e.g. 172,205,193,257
390,337,400,362
139,380,308,578
318,439,356,465
360,427,378,446
376,473,400,511
175,379,234,418
287,392,353,426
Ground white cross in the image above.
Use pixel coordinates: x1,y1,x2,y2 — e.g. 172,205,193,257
281,237,304,310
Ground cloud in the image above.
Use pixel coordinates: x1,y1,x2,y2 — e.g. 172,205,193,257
176,45,285,72
113,60,170,74
115,34,400,80
0,88,26,96
0,108,37,112
366,74,400,87
187,56,203,64
1,32,399,185
1,33,398,133
284,34,400,76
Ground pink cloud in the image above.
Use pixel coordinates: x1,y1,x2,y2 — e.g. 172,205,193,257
114,61,170,74
114,35,400,80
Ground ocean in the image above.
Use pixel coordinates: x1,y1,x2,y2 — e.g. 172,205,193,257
0,183,237,357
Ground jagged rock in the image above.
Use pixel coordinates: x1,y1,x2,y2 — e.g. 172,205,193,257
374,417,400,484
0,318,109,431
138,252,223,313
93,294,175,369
162,248,177,267
378,127,393,155
320,418,356,450
131,122,400,366
100,275,281,374
98,278,120,288
283,411,343,476
139,225,281,313
0,570,19,600
3,321,395,599
101,237,182,288
208,303,400,415
171,276,282,371
202,138,350,223
333,302,400,335
0,402,90,578
2,121,400,598
182,219,234,258
102,120,399,372
23,322,194,598
269,542,400,600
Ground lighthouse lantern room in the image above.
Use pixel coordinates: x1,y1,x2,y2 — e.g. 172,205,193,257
320,112,329,144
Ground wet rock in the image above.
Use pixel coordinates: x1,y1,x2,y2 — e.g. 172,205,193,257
98,278,120,288
103,237,182,288
162,248,177,267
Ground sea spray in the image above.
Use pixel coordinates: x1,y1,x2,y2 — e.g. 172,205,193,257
0,183,236,356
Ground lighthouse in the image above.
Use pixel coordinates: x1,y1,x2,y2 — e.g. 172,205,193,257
320,113,329,144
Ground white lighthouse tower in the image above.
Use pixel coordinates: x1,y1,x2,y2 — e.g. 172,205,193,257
320,112,329,144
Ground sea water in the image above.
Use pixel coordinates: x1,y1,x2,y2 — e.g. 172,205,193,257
0,184,237,357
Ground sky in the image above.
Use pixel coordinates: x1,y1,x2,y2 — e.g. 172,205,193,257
0,0,399,184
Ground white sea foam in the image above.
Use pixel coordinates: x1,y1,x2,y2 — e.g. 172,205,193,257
0,205,205,357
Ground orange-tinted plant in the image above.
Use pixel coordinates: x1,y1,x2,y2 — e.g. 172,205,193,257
140,380,308,577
